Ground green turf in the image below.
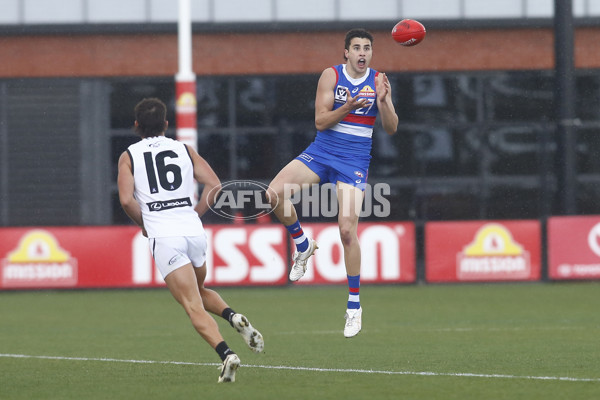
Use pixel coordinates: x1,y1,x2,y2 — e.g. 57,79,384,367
1,282,599,399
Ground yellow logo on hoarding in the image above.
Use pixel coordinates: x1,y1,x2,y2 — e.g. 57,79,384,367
462,224,524,256
7,230,71,262
457,223,530,280
2,230,78,288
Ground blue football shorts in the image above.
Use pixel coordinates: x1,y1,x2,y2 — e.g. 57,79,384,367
295,143,370,191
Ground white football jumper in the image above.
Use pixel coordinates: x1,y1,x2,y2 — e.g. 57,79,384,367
127,136,204,239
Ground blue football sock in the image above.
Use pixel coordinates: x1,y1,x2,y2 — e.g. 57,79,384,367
286,220,309,252
347,274,360,309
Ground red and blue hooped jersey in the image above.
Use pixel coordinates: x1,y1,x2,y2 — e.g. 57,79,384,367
313,64,379,160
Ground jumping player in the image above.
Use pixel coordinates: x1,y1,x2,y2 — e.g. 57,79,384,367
118,98,264,383
267,29,398,337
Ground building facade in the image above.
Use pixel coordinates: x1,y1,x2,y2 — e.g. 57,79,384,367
1,1,600,227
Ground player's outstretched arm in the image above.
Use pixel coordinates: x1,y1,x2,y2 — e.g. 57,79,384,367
187,145,222,218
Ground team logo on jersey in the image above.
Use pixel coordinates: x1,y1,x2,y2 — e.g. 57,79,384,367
335,85,349,102
359,85,376,98
147,197,192,211
354,170,365,178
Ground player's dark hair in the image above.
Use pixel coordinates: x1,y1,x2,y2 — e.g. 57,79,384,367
344,28,373,61
134,98,167,138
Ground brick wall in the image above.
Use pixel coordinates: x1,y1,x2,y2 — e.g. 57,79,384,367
1,27,597,78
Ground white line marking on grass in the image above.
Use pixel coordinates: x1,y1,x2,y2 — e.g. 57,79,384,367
274,326,593,336
429,326,594,333
1,353,599,383
0,353,219,367
274,330,345,335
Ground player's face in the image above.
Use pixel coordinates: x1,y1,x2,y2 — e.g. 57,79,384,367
345,38,372,76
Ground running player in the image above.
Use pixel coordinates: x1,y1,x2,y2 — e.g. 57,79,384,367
118,98,264,382
267,29,398,338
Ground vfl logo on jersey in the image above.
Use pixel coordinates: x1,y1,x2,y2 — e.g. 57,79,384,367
335,85,349,103
147,197,192,212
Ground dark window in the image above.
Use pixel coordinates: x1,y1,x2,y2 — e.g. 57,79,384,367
110,79,175,130
484,73,554,122
101,69,600,224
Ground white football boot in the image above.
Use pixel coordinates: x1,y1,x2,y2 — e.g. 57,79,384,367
218,353,241,383
232,313,264,353
343,307,362,338
289,239,318,281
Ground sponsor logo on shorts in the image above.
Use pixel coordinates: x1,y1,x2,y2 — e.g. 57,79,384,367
147,197,192,212
298,153,313,162
168,254,183,266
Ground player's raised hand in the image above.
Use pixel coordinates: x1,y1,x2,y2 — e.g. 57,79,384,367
345,89,369,110
376,73,391,101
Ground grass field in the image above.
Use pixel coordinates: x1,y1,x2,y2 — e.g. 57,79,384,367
1,282,599,399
